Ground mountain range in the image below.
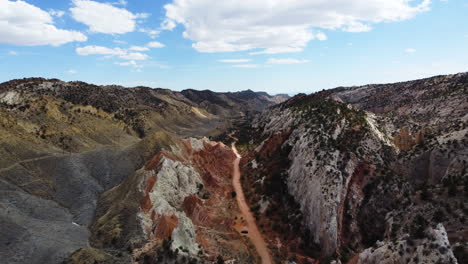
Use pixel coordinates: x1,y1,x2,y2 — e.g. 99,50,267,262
0,73,466,264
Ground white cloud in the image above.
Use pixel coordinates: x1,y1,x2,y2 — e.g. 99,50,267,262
163,0,430,53
147,41,165,48
76,45,149,60
250,47,305,55
120,52,149,60
67,69,78,74
8,51,17,55
135,13,151,19
405,48,417,53
219,59,251,63
0,0,86,46
232,64,260,68
70,0,146,34
48,9,65,18
129,46,149,51
116,60,143,67
115,60,136,66
113,39,127,45
315,32,328,41
139,28,160,39
160,19,176,31
113,0,128,6
267,58,310,64
342,21,372,32
76,45,125,56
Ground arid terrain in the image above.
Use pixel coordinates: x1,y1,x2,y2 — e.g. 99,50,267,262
0,73,466,264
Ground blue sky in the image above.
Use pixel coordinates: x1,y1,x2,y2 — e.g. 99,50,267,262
0,0,467,95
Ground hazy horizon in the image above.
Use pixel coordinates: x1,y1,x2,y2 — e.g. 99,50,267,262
2,70,466,97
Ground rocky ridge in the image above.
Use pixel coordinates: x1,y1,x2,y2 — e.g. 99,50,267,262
236,72,467,263
0,78,287,264
83,137,255,263
1,73,467,264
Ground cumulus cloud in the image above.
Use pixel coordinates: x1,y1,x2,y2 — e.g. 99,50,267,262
67,69,78,74
267,58,310,64
405,48,417,53
76,45,149,60
162,0,430,53
147,41,165,48
76,45,125,56
70,0,147,34
0,0,86,46
219,59,251,63
160,19,176,31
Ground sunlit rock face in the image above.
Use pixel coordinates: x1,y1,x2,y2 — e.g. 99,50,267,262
138,156,203,255
90,137,253,263
252,96,391,256
242,73,466,262
357,224,458,264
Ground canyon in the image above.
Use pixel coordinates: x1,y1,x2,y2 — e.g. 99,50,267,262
0,73,466,264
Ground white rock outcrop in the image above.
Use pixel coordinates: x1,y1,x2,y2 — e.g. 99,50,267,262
358,224,458,264
138,156,203,255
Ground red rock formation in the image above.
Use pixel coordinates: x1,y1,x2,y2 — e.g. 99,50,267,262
191,141,236,189
141,176,157,213
338,162,374,252
145,152,180,170
135,138,251,261
151,214,179,240
182,195,211,226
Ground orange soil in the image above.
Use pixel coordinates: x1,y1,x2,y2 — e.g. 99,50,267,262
232,143,273,264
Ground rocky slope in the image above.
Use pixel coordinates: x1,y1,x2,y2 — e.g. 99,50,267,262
69,137,255,263
1,73,466,264
235,72,467,263
0,78,287,264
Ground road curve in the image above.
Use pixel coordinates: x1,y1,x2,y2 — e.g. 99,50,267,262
231,143,273,264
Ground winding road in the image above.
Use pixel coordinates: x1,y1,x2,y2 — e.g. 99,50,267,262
231,143,273,264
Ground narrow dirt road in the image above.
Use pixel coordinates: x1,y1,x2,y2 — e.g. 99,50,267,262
231,143,273,264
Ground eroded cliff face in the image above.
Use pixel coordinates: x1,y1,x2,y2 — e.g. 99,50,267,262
237,74,466,263
84,137,254,263
248,96,392,257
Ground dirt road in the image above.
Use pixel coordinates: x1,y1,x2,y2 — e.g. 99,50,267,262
232,143,273,264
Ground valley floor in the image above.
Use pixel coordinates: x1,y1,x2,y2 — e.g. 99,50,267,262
231,143,273,264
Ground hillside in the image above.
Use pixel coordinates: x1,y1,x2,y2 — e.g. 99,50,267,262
0,73,466,264
0,78,287,264
234,72,467,263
